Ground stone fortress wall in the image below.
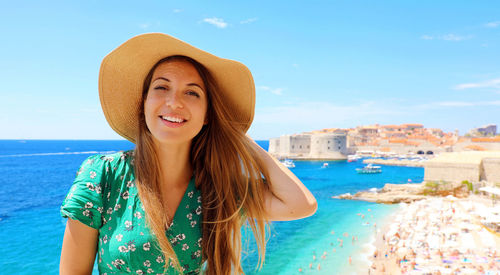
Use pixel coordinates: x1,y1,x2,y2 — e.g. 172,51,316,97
269,133,347,160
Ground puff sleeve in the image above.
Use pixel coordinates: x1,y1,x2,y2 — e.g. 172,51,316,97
60,155,108,229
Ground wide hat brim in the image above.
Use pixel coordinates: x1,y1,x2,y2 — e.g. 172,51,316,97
99,33,255,143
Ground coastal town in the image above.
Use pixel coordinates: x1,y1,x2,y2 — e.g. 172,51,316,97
269,123,500,160
269,123,500,274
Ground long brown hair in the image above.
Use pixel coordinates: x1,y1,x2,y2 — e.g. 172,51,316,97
134,55,275,274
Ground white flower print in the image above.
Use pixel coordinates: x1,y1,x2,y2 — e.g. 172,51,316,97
195,205,202,215
107,207,113,214
95,185,102,194
111,259,125,268
143,242,151,251
128,242,136,252
97,207,103,213
89,171,97,179
147,268,153,274
103,155,114,162
116,234,123,242
122,190,129,200
156,256,164,263
118,245,129,253
127,180,134,188
134,212,142,219
114,204,121,211
103,235,108,244
85,202,93,208
182,243,189,251
197,238,202,247
82,209,91,217
186,213,193,220
197,196,202,203
188,191,194,198
194,250,201,258
107,192,111,199
191,220,197,228
176,234,186,241
124,220,132,228
86,182,95,191
143,260,151,267
136,270,144,275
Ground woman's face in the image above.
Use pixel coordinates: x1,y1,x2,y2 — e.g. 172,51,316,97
144,60,208,146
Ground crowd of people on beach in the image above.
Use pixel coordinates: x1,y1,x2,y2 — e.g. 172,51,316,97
370,196,500,274
295,210,376,274
291,195,499,274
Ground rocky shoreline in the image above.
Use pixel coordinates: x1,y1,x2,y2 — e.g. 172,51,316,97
333,182,469,204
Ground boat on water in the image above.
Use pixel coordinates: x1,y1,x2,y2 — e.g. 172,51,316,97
356,163,382,174
347,154,361,162
322,162,329,168
281,159,295,168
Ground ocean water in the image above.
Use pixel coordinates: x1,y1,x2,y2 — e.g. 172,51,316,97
0,140,423,274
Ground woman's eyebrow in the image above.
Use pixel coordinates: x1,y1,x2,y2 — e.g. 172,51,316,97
152,77,204,90
152,77,170,83
187,83,204,90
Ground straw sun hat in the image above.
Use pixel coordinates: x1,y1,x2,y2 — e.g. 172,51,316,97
99,33,255,143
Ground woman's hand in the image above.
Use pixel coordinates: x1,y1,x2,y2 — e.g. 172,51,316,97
60,218,98,275
246,135,317,221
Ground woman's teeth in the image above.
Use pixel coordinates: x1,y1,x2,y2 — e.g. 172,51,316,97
161,116,185,123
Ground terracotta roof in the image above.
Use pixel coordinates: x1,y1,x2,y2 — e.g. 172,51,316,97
382,125,399,128
465,145,486,151
401,123,424,127
471,136,500,142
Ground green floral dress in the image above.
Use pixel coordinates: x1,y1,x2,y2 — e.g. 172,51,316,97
60,150,203,274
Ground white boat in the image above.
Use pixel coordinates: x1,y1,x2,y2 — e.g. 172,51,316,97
322,162,329,168
356,163,382,174
347,155,361,162
281,159,295,168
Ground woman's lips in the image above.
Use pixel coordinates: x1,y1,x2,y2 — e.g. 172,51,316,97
159,115,187,128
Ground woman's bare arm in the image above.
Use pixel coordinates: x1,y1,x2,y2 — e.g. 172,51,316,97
248,137,317,221
60,218,99,275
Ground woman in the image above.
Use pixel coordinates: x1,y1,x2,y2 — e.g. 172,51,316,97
60,33,317,275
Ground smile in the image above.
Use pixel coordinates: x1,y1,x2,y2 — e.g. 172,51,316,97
160,115,187,123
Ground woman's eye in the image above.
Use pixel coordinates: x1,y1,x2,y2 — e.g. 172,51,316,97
186,91,200,98
154,86,167,90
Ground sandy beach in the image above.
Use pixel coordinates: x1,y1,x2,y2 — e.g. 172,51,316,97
368,195,500,274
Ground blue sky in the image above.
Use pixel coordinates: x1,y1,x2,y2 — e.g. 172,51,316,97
1,1,499,140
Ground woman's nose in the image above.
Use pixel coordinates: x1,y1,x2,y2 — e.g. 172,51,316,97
165,92,183,109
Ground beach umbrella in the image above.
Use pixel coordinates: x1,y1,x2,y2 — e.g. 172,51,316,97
445,195,457,202
396,247,408,257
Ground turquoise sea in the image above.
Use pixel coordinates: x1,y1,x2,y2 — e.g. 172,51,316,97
0,140,423,274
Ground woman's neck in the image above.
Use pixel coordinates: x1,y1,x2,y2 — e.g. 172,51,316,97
154,141,193,189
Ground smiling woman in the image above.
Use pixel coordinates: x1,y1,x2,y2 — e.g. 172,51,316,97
144,57,208,145
59,33,317,275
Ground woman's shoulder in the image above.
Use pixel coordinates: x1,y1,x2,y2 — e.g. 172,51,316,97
81,150,134,169
76,150,135,182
